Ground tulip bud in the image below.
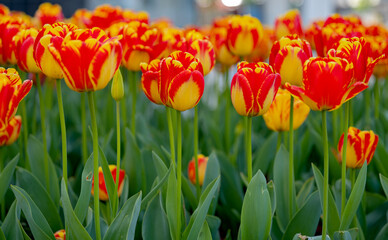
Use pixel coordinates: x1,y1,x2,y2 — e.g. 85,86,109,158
54,229,66,240
188,154,208,186
111,69,124,101
91,165,125,201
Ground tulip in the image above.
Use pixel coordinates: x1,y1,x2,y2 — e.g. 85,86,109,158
54,229,66,240
263,89,309,132
245,26,275,63
34,2,64,28
0,116,22,146
338,127,378,168
209,24,239,68
13,28,40,73
274,9,304,39
227,15,264,57
111,69,124,102
0,4,9,16
185,31,215,76
141,59,162,105
70,9,92,28
34,22,78,79
91,165,125,201
231,61,281,117
269,34,312,86
86,4,124,30
188,154,208,186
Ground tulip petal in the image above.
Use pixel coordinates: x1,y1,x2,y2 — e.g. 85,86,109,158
231,72,254,116
256,73,281,115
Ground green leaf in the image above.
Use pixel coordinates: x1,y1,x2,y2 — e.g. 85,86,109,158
123,128,142,194
253,132,278,174
166,168,178,240
201,152,221,215
376,223,388,240
16,168,63,231
142,193,171,240
0,155,18,200
11,185,55,240
181,175,198,209
198,221,212,240
1,201,23,240
103,191,142,240
373,141,388,177
296,177,315,208
292,234,329,240
379,174,388,198
333,229,357,240
0,228,5,240
152,151,168,178
267,180,276,217
282,191,321,240
206,215,221,240
312,164,340,237
182,177,221,240
340,163,367,230
240,171,272,240
98,147,116,213
74,153,94,223
60,180,92,240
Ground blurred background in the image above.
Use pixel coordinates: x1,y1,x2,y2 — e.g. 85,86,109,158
1,0,387,27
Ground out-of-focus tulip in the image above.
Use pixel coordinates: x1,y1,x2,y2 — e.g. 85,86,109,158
0,68,32,131
48,27,122,92
141,59,162,105
13,28,40,73
188,154,208,186
34,22,78,79
0,115,22,146
365,25,388,79
269,34,312,86
34,2,64,28
119,21,167,71
274,9,303,39
245,26,275,62
338,127,378,168
285,57,367,111
91,165,125,201
263,89,309,131
328,37,384,84
54,229,66,240
70,9,92,28
123,9,149,24
86,4,124,30
0,4,10,16
227,15,264,57
304,19,324,50
231,61,281,117
160,51,204,111
111,69,124,101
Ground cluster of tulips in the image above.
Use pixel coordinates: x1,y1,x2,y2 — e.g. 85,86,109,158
1,2,388,240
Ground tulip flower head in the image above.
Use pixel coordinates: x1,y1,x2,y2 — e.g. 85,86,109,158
0,4,10,16
245,26,275,63
13,28,40,73
227,15,264,57
285,57,368,111
0,115,22,146
365,25,388,79
159,51,204,111
274,9,304,39
54,229,66,240
91,165,125,201
269,34,312,86
48,27,122,92
263,89,310,132
141,59,162,105
188,154,208,186
0,68,32,131
111,69,124,101
86,4,124,30
70,9,92,28
337,127,378,168
34,2,64,28
231,61,281,117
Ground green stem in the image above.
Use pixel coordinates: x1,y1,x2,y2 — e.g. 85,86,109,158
322,110,329,240
224,69,230,152
365,88,371,128
113,101,121,216
374,79,380,119
81,93,88,165
21,100,29,169
36,74,49,191
166,108,176,168
31,87,37,134
121,85,127,146
289,96,295,217
194,106,201,200
0,151,4,220
341,102,350,217
56,79,68,188
246,116,252,182
277,132,282,151
177,111,182,240
129,71,137,137
87,92,101,240
332,109,338,143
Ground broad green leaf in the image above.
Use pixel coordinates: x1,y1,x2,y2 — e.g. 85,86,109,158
123,128,142,194
16,168,63,231
142,193,171,240
379,174,388,198
253,132,277,174
103,191,142,240
182,175,198,209
11,185,55,240
296,177,315,208
201,152,221,215
376,223,388,240
166,168,178,240
340,163,367,230
74,153,94,223
267,180,276,216
292,234,329,240
312,164,340,237
60,180,92,240
182,177,221,240
1,201,23,240
333,231,352,240
198,221,212,240
240,171,272,240
0,155,18,200
0,228,4,240
98,147,116,214
282,191,321,240
206,215,221,240
152,151,168,178
373,141,388,177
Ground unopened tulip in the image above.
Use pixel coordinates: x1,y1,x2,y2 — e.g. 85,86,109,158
91,165,125,201
54,229,66,240
111,69,124,101
188,154,208,186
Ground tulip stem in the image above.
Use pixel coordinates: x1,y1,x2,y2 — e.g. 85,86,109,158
374,79,380,119
246,116,252,183
31,87,37,134
194,106,201,200
224,69,230,153
365,88,371,128
166,108,176,168
177,111,182,240
129,71,137,137
289,95,295,217
81,93,88,165
36,74,49,192
87,92,101,240
121,72,127,146
332,109,338,143
113,101,121,216
20,100,29,169
341,102,350,217
0,150,4,220
56,79,68,188
322,110,329,240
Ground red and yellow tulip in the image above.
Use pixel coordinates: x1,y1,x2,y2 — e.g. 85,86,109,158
141,59,162,105
245,26,275,63
91,165,125,201
269,34,312,86
337,127,378,168
263,89,309,132
54,229,66,240
47,27,122,92
86,4,124,30
33,2,64,28
365,25,388,79
188,154,208,186
70,9,92,28
285,57,367,111
0,115,22,146
274,9,304,39
13,28,40,73
231,61,281,117
0,4,9,16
